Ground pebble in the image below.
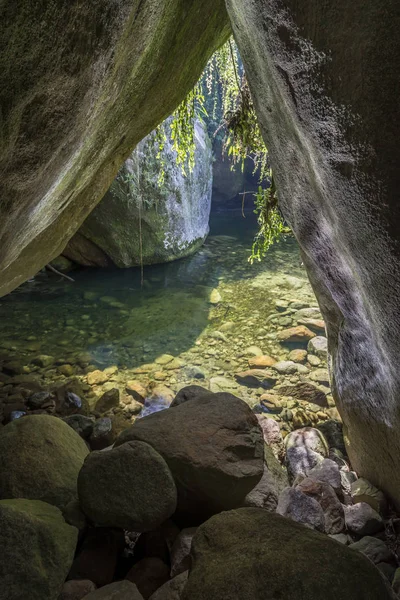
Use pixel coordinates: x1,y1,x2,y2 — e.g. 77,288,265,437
307,336,328,358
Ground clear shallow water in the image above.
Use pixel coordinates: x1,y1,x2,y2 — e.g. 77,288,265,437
0,206,318,406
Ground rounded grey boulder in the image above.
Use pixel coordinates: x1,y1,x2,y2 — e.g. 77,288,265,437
78,441,177,531
115,393,264,521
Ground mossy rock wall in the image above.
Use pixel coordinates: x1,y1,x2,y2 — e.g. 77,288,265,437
65,119,212,267
0,0,230,296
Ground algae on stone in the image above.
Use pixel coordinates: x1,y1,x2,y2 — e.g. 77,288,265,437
0,499,78,600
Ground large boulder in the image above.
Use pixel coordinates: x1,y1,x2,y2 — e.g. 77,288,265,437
0,1,230,296
226,0,400,505
181,508,393,600
115,393,264,521
0,415,89,509
78,441,177,531
66,118,212,267
0,499,78,600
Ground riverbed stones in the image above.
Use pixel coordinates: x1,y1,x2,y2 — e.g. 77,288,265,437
32,354,55,368
95,388,120,413
308,336,328,358
344,503,384,536
351,478,387,514
234,369,278,388
78,441,177,531
256,415,285,459
63,414,95,440
278,382,328,407
277,326,316,343
115,393,264,520
296,478,345,534
271,360,299,374
309,368,330,385
307,459,342,495
89,417,115,450
350,537,393,565
248,355,276,368
288,349,307,363
181,508,393,600
0,499,78,600
0,415,89,509
87,370,109,386
209,289,221,304
277,487,325,531
285,427,329,480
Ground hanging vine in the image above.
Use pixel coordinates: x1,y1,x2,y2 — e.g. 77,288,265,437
155,37,289,261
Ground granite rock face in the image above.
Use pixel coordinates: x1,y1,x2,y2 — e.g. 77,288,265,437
227,0,400,505
0,0,230,295
66,119,212,267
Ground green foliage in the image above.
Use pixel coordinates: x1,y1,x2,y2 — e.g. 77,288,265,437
155,37,289,260
249,181,290,264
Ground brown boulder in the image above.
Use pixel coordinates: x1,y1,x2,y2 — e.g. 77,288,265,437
115,393,264,521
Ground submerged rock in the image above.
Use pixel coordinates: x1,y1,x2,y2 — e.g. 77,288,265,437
0,499,77,600
181,508,393,600
277,326,316,343
0,415,89,510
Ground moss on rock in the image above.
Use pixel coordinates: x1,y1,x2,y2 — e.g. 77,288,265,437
0,498,78,600
0,415,89,510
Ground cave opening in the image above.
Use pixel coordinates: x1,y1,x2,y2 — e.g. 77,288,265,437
1,2,399,599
